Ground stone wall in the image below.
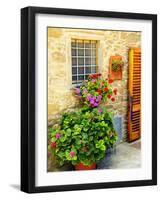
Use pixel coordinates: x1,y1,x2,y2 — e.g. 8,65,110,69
48,28,141,142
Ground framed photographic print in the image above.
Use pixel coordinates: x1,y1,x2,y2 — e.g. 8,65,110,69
21,6,157,193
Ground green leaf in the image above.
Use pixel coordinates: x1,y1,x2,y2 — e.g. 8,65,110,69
82,133,88,140
89,136,94,141
71,160,77,165
100,144,106,151
83,127,89,132
66,128,72,136
73,131,81,136
51,137,56,142
60,136,67,142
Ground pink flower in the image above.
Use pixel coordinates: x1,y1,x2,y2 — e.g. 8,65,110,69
84,89,88,94
69,151,75,157
98,108,103,113
90,100,95,105
91,79,96,83
86,94,92,101
95,98,99,103
93,103,98,107
55,133,61,138
98,95,102,99
75,88,80,94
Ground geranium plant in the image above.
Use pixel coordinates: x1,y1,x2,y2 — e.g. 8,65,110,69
75,74,117,107
48,107,117,167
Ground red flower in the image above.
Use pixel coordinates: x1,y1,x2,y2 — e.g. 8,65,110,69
50,142,56,149
108,79,113,84
107,94,111,99
111,97,115,102
97,89,102,94
96,73,102,77
89,73,102,79
55,133,61,138
104,87,109,92
113,88,117,95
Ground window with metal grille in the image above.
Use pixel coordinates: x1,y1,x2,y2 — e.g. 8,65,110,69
71,39,97,85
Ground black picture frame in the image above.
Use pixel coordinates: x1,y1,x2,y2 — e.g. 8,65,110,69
21,6,157,193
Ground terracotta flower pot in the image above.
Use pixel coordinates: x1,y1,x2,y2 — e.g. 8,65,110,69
109,56,123,80
75,163,96,170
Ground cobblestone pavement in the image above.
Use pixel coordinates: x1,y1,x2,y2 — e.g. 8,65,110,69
97,140,141,169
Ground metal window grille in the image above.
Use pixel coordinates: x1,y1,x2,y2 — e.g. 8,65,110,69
71,39,97,85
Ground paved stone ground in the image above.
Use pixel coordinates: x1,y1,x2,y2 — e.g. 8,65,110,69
97,140,141,169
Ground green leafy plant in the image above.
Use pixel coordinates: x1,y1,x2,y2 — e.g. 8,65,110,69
48,107,117,167
112,60,124,72
48,73,118,168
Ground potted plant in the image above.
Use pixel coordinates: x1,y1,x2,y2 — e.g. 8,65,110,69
48,107,117,170
48,74,118,170
111,59,124,72
109,57,124,80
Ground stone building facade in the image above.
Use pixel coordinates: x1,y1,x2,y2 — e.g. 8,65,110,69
48,27,141,142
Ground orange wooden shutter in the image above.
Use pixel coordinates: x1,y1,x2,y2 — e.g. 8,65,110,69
128,48,141,142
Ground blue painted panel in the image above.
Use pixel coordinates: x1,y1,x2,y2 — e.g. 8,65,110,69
113,116,122,143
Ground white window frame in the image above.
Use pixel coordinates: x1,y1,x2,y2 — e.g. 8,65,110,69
65,32,104,88
71,39,98,86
